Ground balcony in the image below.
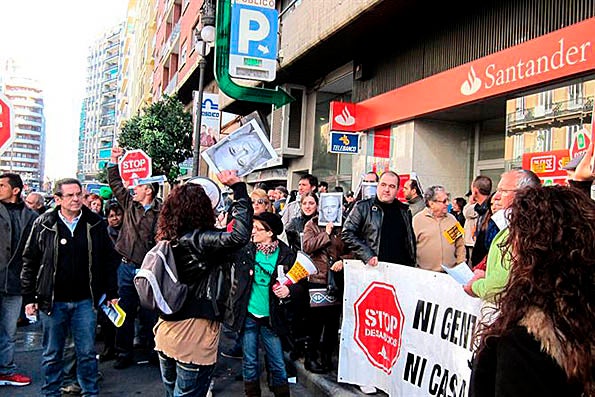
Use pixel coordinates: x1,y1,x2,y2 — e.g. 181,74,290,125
164,73,178,95
506,96,593,132
160,21,181,60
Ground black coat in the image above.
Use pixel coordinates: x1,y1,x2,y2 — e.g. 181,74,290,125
0,202,37,295
228,240,306,337
470,325,584,397
162,182,253,323
21,206,119,313
341,197,416,266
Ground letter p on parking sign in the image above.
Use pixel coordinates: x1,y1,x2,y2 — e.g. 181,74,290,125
229,0,278,82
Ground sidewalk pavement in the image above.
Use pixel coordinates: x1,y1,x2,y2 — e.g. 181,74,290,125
0,321,381,397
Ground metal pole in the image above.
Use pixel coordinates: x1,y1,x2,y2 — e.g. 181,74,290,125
192,57,207,177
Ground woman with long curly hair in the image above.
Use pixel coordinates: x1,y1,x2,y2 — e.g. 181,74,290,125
153,170,253,397
470,185,595,397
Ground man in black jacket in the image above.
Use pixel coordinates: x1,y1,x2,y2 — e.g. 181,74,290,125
21,178,118,397
342,171,416,268
108,147,161,369
0,173,37,387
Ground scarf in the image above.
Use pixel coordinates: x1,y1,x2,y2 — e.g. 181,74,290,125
256,240,279,255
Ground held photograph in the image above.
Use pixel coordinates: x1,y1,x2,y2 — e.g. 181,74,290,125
318,192,343,226
201,119,278,177
361,182,378,200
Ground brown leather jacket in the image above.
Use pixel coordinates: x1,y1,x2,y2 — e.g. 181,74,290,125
302,216,351,285
107,165,162,266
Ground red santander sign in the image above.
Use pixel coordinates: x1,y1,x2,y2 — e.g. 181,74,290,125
119,149,152,186
0,93,15,155
354,282,404,374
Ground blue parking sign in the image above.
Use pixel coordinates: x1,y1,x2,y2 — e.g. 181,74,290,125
229,2,279,81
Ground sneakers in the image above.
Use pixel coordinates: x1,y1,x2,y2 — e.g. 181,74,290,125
60,382,82,394
0,373,32,386
220,346,243,359
359,385,377,394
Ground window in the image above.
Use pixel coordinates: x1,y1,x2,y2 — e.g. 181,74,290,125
536,128,552,152
180,42,187,67
537,90,553,114
568,83,583,107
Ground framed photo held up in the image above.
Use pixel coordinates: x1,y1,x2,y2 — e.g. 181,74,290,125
201,119,278,177
318,192,343,226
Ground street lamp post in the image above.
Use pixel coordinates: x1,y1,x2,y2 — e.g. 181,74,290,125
192,0,216,177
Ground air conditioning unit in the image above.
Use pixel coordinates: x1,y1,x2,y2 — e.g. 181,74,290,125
269,85,306,158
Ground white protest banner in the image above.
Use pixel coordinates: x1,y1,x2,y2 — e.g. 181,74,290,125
338,260,482,396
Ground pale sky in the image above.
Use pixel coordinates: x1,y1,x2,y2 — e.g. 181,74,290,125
0,0,128,180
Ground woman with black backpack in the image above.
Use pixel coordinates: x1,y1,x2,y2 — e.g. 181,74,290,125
152,170,252,397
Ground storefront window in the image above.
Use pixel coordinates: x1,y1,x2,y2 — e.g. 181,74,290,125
312,91,353,190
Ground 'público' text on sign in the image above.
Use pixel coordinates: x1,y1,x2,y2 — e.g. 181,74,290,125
329,131,360,154
229,0,278,82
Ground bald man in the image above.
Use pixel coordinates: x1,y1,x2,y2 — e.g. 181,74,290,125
24,192,46,214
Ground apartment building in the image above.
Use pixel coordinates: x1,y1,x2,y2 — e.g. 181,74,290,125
78,23,124,181
0,59,46,191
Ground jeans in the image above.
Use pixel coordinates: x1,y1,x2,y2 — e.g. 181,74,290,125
115,261,156,358
158,351,215,397
242,315,287,387
39,299,98,397
0,293,22,375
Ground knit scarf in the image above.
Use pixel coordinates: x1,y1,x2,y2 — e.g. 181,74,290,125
256,240,279,255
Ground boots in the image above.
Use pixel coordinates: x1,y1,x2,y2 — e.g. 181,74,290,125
244,381,261,397
270,383,290,397
303,341,327,374
321,350,334,372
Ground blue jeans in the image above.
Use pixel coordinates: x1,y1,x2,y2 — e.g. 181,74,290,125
0,293,22,375
116,261,156,358
242,315,288,387
158,351,215,397
39,299,98,397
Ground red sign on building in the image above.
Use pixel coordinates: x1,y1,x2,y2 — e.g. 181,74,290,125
0,93,14,155
118,149,152,186
354,282,404,374
330,101,358,132
522,149,570,185
570,128,592,160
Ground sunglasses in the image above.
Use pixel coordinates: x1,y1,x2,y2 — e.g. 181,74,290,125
252,198,269,205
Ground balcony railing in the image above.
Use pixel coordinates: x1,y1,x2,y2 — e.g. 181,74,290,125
160,21,181,59
507,96,593,130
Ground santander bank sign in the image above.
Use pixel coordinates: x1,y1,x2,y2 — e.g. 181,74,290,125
356,17,595,131
460,38,591,96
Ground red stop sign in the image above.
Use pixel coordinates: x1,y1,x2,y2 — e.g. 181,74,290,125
354,281,404,374
118,149,152,186
0,93,14,155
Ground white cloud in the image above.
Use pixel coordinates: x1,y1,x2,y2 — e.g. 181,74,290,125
0,0,128,180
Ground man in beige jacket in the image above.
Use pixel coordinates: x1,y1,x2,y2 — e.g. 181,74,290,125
413,185,466,272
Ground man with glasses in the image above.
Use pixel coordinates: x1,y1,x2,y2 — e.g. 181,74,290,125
21,178,118,396
413,185,465,272
464,169,540,300
0,173,37,388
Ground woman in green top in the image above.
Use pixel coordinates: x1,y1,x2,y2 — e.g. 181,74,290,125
238,212,299,397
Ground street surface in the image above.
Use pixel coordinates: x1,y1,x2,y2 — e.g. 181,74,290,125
0,322,315,397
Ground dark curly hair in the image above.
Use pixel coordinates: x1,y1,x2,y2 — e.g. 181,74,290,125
475,186,595,394
156,183,216,241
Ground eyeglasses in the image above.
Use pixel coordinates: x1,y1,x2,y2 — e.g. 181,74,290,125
253,225,269,232
432,198,449,204
252,199,269,205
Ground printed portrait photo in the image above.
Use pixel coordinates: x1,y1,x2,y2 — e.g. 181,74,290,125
201,119,278,177
361,182,378,200
318,192,343,226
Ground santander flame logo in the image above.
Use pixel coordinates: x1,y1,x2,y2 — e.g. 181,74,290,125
460,66,482,96
334,106,356,126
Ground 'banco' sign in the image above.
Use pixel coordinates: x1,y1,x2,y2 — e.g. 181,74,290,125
229,0,278,82
329,131,360,154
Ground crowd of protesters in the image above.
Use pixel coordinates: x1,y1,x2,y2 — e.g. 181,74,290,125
0,143,593,397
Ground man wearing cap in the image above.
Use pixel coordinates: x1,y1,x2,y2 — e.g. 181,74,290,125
108,147,162,369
